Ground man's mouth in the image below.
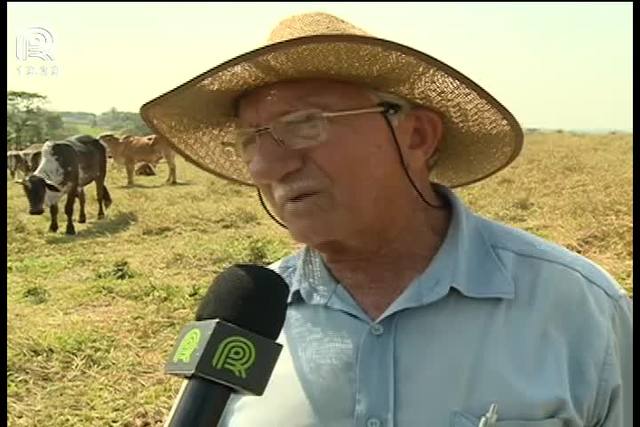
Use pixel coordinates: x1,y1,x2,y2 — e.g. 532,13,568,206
288,192,318,203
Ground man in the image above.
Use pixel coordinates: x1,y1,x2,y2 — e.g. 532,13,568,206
142,12,631,427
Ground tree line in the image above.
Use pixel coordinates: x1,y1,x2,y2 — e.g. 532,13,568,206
7,91,151,150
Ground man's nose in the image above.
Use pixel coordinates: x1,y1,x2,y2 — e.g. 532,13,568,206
247,135,304,184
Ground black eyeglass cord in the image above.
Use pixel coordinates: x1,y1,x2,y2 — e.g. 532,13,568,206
379,103,446,210
258,188,287,228
257,102,445,229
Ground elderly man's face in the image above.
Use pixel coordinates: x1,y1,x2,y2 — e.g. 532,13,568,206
237,80,420,246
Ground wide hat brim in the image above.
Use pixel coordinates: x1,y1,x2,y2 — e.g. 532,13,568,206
140,34,523,188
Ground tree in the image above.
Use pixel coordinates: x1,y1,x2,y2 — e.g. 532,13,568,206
44,111,65,139
97,108,151,135
7,91,47,112
7,91,48,149
7,91,66,149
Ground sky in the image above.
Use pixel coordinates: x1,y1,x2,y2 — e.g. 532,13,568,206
7,2,633,132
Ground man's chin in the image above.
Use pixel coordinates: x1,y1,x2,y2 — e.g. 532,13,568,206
286,220,331,246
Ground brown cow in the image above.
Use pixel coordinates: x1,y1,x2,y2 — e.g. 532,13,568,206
135,162,156,176
98,133,177,186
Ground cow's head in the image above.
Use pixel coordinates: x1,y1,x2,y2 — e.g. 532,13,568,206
20,175,61,215
98,133,121,157
98,133,120,146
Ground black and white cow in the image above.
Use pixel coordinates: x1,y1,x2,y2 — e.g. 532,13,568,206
20,135,112,235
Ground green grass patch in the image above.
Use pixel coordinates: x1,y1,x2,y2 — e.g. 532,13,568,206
7,134,633,425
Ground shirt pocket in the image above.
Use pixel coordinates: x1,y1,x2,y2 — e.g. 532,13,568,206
451,410,565,427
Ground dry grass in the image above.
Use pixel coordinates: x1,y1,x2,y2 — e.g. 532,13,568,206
7,131,632,426
457,131,632,292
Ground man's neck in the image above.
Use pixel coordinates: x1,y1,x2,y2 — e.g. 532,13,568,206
313,199,452,321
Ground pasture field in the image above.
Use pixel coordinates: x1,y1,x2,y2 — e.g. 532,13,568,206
7,132,632,426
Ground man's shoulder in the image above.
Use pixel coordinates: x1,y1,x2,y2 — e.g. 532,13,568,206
474,213,629,303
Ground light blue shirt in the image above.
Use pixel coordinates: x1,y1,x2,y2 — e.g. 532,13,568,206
220,186,632,427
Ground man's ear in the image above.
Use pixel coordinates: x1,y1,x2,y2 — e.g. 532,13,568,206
407,107,443,168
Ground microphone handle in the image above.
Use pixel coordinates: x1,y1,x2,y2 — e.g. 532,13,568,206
164,377,233,427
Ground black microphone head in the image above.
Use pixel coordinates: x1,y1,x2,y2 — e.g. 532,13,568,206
195,264,289,340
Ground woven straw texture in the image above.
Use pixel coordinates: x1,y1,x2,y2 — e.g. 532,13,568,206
140,12,523,188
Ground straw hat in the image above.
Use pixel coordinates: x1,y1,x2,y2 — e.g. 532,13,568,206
140,12,523,188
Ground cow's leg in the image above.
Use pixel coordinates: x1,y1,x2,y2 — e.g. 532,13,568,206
64,189,76,235
77,187,86,223
95,180,105,219
125,160,135,186
165,152,177,185
95,145,111,219
49,204,59,232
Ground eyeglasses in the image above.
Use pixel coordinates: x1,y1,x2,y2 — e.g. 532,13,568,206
233,102,402,162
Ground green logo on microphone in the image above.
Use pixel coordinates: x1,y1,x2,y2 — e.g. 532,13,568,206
173,328,201,363
212,336,256,378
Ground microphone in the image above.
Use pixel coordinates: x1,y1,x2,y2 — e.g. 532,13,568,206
163,264,289,427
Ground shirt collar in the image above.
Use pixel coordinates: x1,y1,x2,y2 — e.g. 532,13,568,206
286,184,514,306
419,184,515,301
287,246,339,305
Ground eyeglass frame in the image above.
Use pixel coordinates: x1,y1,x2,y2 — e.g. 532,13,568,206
233,101,403,161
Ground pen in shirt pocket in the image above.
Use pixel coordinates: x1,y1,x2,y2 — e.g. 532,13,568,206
477,403,498,427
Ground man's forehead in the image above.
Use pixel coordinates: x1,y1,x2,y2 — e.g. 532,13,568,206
240,79,373,109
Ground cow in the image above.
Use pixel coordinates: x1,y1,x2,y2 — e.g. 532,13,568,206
24,143,44,151
22,143,44,173
7,144,44,179
19,135,112,235
135,162,156,176
7,150,30,179
98,133,177,186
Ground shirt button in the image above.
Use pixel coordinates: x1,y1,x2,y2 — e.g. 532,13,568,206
366,418,382,427
370,323,384,335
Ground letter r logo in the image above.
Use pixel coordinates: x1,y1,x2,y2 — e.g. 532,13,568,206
212,336,256,378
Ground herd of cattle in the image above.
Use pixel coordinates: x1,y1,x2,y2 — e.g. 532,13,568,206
8,133,178,235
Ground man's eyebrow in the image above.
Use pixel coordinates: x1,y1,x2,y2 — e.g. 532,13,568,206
300,96,339,109
237,95,344,127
